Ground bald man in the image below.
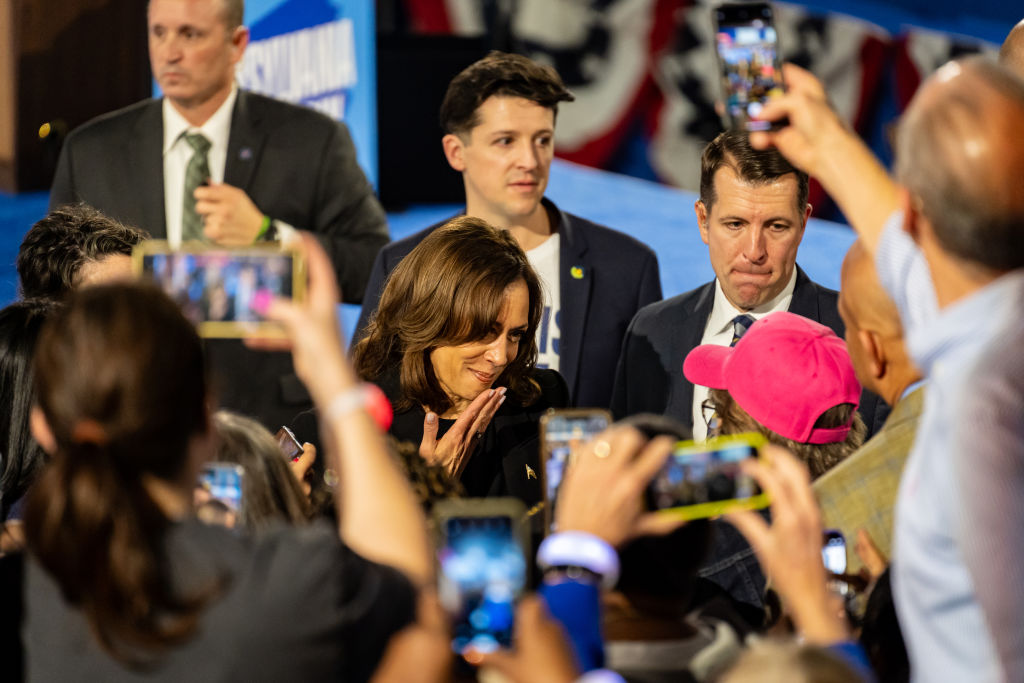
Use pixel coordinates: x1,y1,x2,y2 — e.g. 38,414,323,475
750,58,1024,681
812,241,923,573
1000,19,1024,77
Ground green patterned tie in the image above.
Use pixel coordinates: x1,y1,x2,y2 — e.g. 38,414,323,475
182,132,211,242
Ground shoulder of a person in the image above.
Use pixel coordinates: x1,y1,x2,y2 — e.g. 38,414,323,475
794,265,838,302
64,98,158,145
629,282,711,330
561,211,657,260
237,90,346,136
378,224,438,267
530,368,570,407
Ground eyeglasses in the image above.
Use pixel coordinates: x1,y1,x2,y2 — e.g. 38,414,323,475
701,398,721,437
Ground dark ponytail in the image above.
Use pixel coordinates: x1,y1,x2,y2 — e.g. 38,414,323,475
23,283,211,663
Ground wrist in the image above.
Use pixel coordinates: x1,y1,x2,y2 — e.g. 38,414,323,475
254,215,274,242
322,382,393,432
537,531,620,590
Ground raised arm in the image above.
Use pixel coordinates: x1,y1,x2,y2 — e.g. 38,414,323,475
749,63,899,253
263,232,431,586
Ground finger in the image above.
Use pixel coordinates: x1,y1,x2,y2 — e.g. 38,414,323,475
632,511,687,538
446,388,496,441
763,444,816,514
296,231,342,308
624,434,675,490
420,412,439,459
855,528,887,575
781,62,827,98
467,387,506,436
468,648,517,677
242,336,293,353
294,442,316,470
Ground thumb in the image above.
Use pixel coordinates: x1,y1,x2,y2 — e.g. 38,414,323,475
420,412,439,460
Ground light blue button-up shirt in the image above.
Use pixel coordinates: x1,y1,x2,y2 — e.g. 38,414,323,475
876,213,1024,682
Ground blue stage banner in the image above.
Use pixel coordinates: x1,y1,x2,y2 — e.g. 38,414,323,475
236,1,378,187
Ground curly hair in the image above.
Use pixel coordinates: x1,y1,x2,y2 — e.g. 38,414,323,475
709,388,865,479
353,217,543,415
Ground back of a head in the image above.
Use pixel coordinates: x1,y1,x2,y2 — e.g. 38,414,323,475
999,20,1024,79
212,410,310,529
440,50,574,135
0,299,60,521
720,639,863,683
895,57,1024,272
685,313,866,478
699,130,809,212
24,282,208,660
353,216,542,412
17,204,149,301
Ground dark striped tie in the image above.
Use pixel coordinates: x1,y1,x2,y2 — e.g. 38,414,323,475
730,314,755,346
182,132,211,242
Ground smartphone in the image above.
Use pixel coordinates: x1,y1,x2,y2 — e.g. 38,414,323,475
434,498,528,658
646,432,768,520
713,2,786,131
275,425,303,461
822,529,851,596
196,463,245,528
539,409,612,534
132,241,306,338
822,529,847,574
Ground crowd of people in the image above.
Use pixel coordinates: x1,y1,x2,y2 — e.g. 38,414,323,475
1,0,1023,681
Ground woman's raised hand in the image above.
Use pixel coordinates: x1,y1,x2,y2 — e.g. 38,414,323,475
419,387,506,478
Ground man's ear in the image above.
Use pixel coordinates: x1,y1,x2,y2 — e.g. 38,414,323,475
858,329,887,380
30,405,56,455
898,187,923,244
230,26,250,64
442,133,466,172
695,200,710,246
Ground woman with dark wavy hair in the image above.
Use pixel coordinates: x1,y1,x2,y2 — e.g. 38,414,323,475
353,216,569,504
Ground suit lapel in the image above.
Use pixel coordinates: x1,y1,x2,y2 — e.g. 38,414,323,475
678,281,716,424
131,101,167,238
787,266,818,319
553,201,591,401
224,90,266,192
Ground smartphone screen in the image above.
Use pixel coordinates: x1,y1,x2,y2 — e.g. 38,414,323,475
438,514,527,656
540,410,611,534
133,242,305,338
647,433,768,520
822,530,847,574
196,463,244,528
713,2,785,131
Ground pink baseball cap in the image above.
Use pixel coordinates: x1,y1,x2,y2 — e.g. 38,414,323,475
683,311,861,445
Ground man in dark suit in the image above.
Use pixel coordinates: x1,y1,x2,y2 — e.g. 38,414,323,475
611,131,886,439
48,0,388,429
356,52,661,409
612,130,885,618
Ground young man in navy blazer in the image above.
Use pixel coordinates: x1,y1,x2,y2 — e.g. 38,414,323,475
356,52,661,409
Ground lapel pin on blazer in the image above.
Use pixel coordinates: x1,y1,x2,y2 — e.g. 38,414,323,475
239,147,253,161
525,464,537,480
570,266,584,279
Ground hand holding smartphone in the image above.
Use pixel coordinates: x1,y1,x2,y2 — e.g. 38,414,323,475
713,2,786,131
132,241,306,338
433,498,528,658
539,409,612,534
646,432,769,521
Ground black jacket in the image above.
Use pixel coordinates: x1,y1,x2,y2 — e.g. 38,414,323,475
381,367,570,507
